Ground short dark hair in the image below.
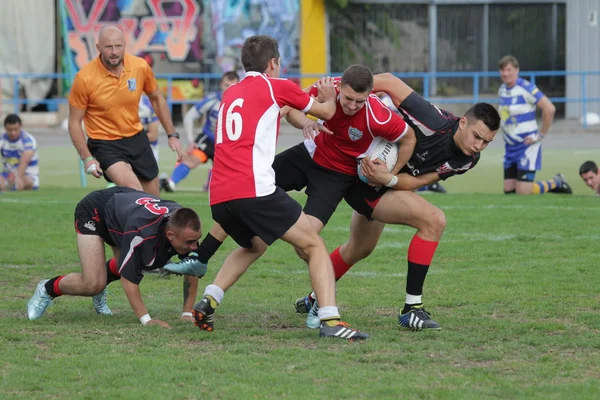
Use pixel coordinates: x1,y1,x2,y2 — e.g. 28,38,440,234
498,55,519,70
579,160,598,176
241,35,280,73
222,71,239,82
464,103,501,131
168,208,201,232
340,64,373,93
4,114,21,127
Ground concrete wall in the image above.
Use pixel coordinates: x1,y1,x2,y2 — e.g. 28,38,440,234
566,0,600,119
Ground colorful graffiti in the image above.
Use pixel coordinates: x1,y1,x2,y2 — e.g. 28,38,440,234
62,0,300,99
208,0,300,74
63,0,299,71
64,0,203,69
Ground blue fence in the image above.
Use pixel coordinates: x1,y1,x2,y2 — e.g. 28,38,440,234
2,70,600,127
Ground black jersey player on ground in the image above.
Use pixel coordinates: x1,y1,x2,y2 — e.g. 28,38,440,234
26,186,204,328
295,73,501,331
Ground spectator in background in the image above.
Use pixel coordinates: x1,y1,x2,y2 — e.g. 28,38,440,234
139,94,160,163
579,161,600,196
0,114,39,191
160,71,239,193
498,55,572,195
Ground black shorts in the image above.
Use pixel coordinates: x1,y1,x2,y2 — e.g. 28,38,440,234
193,133,215,161
274,143,355,225
88,130,159,183
74,186,138,246
504,165,536,182
344,180,389,219
211,187,302,249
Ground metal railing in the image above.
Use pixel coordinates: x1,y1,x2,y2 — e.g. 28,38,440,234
2,70,600,127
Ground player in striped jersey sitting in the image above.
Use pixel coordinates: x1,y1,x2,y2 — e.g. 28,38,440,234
497,55,571,195
0,114,39,191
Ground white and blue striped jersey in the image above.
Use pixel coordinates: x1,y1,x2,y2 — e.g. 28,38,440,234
0,130,39,176
498,77,544,147
138,95,158,128
191,92,222,139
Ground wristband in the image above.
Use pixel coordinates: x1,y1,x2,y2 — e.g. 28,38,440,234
85,164,97,174
181,312,193,318
83,156,95,163
139,314,152,325
385,175,398,188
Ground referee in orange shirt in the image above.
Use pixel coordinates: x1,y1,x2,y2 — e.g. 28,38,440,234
68,25,183,195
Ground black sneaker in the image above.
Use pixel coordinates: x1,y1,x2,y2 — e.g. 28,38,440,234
159,178,175,193
428,182,447,193
319,321,369,341
398,305,441,330
193,296,216,331
553,173,573,194
294,294,314,314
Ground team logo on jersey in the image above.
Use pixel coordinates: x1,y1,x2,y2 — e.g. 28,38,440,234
436,161,473,174
348,126,363,141
127,78,137,91
84,221,96,231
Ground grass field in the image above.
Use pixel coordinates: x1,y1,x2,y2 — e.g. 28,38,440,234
1,145,599,399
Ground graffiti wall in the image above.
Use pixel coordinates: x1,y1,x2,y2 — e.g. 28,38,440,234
63,0,300,99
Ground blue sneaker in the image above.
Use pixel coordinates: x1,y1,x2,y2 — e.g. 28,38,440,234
398,305,441,330
27,280,53,320
294,294,314,314
92,289,112,315
306,300,320,329
163,252,207,277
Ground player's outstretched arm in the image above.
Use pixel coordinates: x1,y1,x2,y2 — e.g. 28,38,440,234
183,106,202,146
361,158,440,190
306,77,337,121
373,73,414,108
121,277,171,328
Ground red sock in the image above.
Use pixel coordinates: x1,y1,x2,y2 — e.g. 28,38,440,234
53,275,65,297
108,258,119,276
330,246,354,280
407,235,439,266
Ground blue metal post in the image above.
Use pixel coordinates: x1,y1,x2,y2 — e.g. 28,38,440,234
582,73,588,129
473,73,480,103
13,78,19,114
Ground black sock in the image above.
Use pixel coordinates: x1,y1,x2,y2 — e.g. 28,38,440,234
45,276,64,298
196,233,223,264
403,261,429,314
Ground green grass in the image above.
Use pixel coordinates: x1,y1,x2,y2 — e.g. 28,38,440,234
1,145,599,399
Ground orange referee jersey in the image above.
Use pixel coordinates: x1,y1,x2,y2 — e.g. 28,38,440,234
69,53,158,140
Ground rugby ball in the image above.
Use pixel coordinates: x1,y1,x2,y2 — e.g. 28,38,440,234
357,140,399,183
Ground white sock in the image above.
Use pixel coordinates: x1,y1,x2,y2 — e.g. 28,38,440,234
405,294,422,305
204,284,224,304
318,306,340,321
151,144,159,162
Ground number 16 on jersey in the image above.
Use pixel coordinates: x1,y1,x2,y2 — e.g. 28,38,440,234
216,99,244,144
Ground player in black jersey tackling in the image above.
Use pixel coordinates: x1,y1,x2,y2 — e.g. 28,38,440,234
27,186,204,328
295,73,501,331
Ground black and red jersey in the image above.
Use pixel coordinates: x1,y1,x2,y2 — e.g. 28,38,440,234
397,92,479,180
104,192,181,285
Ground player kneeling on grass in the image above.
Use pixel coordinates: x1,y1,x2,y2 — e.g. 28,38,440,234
295,73,501,331
26,186,206,328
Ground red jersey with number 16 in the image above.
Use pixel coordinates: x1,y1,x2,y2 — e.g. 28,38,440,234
209,71,314,205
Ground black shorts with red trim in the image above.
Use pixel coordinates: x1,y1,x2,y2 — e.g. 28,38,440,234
74,186,138,247
87,130,158,183
344,180,390,219
273,143,355,225
211,187,302,249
